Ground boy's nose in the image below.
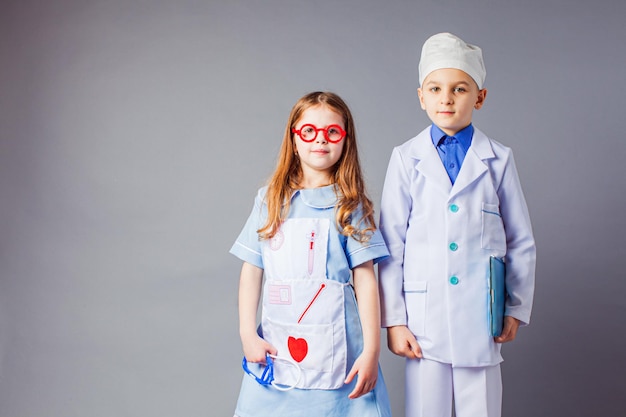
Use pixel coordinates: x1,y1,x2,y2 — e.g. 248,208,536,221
441,92,453,104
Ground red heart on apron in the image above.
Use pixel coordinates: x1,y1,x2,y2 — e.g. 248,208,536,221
287,336,308,362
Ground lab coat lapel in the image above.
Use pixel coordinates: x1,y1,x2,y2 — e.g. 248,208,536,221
410,128,452,194
450,128,495,198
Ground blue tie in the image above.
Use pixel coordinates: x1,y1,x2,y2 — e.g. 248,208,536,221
437,136,463,184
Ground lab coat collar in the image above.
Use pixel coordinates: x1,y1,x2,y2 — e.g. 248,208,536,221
408,127,496,197
294,184,339,209
409,127,454,193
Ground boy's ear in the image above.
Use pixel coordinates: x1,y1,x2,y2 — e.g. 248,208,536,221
474,88,488,110
417,88,426,110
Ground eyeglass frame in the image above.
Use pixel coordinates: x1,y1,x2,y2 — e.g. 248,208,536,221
291,124,346,143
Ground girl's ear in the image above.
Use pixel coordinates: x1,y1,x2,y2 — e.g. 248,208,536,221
474,88,488,110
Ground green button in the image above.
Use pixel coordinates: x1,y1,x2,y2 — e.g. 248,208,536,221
449,204,459,213
449,242,458,251
449,276,459,285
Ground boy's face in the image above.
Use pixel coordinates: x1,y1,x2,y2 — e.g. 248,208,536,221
418,68,487,136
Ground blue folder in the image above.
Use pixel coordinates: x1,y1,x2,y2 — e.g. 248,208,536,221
489,256,506,337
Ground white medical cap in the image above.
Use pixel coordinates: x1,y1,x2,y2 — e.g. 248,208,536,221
418,32,486,89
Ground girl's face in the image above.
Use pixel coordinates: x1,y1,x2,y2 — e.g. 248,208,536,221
292,105,345,187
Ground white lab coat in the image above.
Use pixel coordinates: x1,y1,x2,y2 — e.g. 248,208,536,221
378,126,536,367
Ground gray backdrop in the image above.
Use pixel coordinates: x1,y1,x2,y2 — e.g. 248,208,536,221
1,1,624,416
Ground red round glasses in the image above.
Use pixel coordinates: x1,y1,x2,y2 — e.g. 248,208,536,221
291,124,346,143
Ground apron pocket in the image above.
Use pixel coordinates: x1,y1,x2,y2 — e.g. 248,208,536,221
263,316,346,390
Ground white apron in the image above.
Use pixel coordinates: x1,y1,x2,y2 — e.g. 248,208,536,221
261,218,348,390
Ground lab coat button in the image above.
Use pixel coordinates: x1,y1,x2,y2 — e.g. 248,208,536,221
449,242,458,251
449,276,459,285
449,204,459,213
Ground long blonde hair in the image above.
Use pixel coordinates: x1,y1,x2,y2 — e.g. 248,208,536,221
258,91,376,243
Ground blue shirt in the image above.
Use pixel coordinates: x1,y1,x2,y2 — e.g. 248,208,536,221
430,124,474,184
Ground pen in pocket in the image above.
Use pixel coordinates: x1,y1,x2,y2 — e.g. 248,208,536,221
308,230,315,275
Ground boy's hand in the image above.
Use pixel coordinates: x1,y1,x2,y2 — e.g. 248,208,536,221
494,316,521,343
387,325,422,359
345,350,378,399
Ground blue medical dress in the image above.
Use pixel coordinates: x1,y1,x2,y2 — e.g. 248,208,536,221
230,185,391,417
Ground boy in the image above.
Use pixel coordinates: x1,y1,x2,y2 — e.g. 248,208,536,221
378,33,536,417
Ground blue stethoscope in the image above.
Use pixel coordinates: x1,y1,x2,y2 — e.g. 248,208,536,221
242,354,302,391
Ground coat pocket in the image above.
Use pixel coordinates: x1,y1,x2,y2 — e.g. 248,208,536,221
481,202,506,251
404,280,428,336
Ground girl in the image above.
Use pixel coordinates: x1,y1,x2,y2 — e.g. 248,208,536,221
230,92,391,417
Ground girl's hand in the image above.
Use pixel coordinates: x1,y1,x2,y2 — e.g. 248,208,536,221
344,350,378,399
241,332,277,364
494,316,521,344
238,262,274,363
387,325,422,359
347,261,381,399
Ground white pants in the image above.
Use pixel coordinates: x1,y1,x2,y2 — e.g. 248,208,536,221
405,358,502,417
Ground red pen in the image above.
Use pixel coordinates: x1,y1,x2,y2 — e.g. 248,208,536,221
298,283,326,324
308,231,315,275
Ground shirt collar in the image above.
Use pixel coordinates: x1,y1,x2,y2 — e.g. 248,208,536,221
430,123,474,153
294,184,339,209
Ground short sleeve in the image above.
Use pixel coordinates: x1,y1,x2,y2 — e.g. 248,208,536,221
345,208,389,269
229,188,267,269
